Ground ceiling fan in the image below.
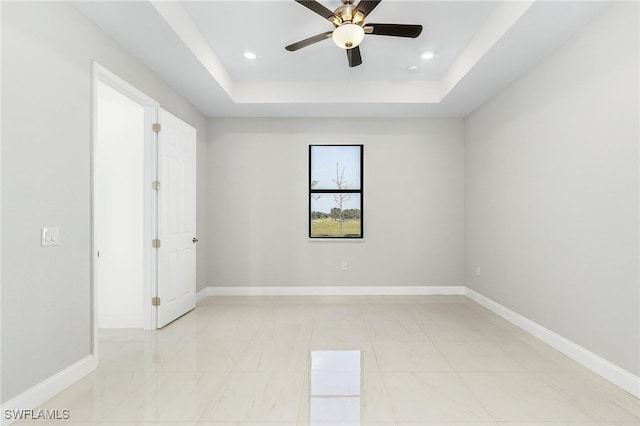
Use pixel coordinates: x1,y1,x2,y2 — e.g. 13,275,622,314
285,0,422,67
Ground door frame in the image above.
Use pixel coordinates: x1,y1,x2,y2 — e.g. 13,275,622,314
91,63,160,357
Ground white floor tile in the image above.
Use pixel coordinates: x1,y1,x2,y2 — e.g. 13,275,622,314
234,339,311,372
201,372,305,422
382,371,493,422
141,371,228,421
22,296,637,426
416,318,488,341
158,338,249,372
372,339,452,372
359,303,413,320
459,371,593,422
489,334,589,373
254,318,314,341
366,319,429,341
433,339,526,372
541,371,640,422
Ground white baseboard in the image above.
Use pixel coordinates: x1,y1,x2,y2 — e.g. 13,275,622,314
204,285,465,296
464,287,640,399
0,355,97,426
196,286,211,303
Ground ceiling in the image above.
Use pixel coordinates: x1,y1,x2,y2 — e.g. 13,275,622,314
71,0,611,118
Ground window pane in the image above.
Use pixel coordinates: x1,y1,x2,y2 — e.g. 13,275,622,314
311,193,361,238
310,145,361,190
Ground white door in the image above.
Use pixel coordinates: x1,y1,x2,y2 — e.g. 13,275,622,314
157,108,197,328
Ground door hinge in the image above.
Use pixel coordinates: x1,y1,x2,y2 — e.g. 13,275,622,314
152,181,161,191
152,297,161,306
152,123,161,133
152,239,161,248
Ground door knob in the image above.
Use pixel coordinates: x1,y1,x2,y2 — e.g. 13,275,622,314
192,237,199,243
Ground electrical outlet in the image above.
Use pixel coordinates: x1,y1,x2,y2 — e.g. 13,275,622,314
341,261,348,271
476,267,481,277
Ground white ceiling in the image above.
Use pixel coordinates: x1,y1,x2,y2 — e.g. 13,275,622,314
183,1,498,82
71,0,611,118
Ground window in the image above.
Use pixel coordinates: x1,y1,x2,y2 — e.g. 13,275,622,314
309,145,363,239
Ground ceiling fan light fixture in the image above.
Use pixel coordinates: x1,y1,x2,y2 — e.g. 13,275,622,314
332,23,365,49
243,51,257,60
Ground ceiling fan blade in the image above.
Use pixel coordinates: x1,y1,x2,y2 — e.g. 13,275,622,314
347,46,363,67
285,31,333,51
366,23,422,38
354,0,381,19
295,0,335,21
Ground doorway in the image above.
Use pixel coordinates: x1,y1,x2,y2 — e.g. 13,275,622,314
91,64,198,359
95,80,145,328
92,64,159,347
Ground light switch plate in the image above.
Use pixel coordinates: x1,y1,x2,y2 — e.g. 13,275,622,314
41,227,59,246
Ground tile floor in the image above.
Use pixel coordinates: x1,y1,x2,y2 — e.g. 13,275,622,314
18,295,639,425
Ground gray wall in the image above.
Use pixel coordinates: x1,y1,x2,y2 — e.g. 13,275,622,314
1,1,208,402
464,2,639,375
207,118,464,289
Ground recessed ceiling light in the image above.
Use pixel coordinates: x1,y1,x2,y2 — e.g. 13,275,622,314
243,51,257,60
420,50,436,60
407,65,419,72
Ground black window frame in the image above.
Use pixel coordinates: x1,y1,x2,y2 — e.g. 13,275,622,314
309,144,364,239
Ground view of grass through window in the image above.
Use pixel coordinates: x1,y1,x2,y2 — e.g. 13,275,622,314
309,145,363,238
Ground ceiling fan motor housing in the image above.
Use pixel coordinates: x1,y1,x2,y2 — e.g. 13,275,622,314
334,1,365,26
